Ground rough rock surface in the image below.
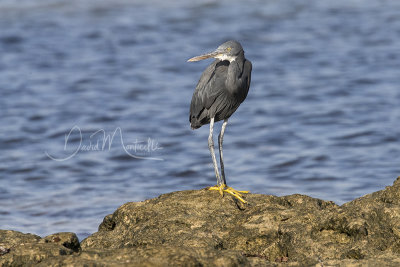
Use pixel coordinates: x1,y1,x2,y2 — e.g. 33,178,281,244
2,177,400,266
0,231,77,266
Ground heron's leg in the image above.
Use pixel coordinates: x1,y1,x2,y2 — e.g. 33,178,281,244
208,118,250,204
208,118,223,189
218,119,228,185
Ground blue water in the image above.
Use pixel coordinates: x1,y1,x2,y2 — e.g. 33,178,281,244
1,0,399,240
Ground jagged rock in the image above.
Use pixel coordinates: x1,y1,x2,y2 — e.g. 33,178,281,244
2,177,400,266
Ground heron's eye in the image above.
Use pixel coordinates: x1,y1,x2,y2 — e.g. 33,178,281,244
226,47,232,52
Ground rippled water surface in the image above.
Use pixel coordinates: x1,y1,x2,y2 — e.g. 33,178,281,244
1,0,400,239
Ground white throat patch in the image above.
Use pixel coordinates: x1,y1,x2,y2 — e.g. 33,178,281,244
216,54,236,62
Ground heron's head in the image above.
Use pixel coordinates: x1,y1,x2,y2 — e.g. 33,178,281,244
187,40,244,63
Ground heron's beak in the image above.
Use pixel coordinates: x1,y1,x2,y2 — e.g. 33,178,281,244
187,51,220,62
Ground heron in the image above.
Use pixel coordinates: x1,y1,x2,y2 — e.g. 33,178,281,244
187,40,252,203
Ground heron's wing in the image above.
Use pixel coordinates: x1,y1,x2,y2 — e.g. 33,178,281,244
239,59,252,101
190,60,227,121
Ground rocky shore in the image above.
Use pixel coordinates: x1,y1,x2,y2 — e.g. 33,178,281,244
2,177,400,266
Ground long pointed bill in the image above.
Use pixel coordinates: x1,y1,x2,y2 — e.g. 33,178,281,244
187,51,220,62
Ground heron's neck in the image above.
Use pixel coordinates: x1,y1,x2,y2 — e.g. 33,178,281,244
216,54,236,62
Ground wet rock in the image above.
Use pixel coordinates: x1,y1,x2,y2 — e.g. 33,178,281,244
2,177,400,266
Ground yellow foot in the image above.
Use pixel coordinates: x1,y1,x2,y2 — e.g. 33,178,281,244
208,184,249,203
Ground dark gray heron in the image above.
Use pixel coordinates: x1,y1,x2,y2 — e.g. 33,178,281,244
187,40,252,203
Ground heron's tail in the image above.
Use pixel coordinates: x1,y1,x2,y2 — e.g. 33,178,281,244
189,108,209,129
190,120,202,130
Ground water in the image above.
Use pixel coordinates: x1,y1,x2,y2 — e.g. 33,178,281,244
1,0,399,240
